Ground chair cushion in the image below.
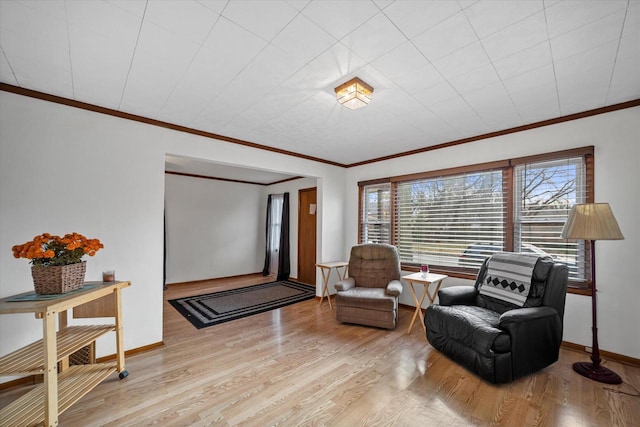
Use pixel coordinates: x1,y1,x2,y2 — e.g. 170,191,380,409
348,244,401,289
335,287,397,312
425,305,511,353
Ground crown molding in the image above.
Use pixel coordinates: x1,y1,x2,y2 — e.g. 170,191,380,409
2,83,638,169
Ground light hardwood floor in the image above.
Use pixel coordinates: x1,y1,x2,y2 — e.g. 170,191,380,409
2,274,639,426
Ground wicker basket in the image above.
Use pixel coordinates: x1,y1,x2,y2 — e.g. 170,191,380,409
31,261,86,294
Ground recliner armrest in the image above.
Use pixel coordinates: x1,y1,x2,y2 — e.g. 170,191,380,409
438,286,478,306
499,306,558,327
385,280,403,297
498,306,563,379
334,277,355,292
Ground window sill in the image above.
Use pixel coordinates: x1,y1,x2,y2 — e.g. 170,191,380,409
400,263,592,296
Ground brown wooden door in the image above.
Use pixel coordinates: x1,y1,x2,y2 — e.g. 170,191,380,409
298,187,317,285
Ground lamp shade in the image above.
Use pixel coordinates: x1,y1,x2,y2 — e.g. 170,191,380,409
561,203,624,240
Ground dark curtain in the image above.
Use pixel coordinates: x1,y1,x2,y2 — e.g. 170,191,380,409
277,192,290,281
163,208,167,290
262,194,273,276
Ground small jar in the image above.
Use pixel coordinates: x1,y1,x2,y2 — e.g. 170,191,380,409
103,270,115,282
420,264,429,278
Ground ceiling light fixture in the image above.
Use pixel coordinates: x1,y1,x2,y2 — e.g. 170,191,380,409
334,77,373,110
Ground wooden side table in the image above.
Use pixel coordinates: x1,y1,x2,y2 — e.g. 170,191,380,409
402,272,448,334
0,281,130,426
315,261,349,309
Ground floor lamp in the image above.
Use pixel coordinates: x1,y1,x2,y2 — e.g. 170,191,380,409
561,203,624,384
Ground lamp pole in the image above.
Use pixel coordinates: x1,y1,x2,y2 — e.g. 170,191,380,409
572,239,622,384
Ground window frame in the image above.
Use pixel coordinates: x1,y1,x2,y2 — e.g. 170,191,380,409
357,147,594,295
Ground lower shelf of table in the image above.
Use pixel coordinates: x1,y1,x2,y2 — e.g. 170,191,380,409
0,362,117,426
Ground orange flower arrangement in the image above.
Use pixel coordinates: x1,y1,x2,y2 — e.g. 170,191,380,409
12,232,103,267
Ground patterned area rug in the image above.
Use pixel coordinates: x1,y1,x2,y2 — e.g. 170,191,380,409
169,280,316,329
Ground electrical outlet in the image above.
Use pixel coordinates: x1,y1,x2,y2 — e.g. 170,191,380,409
585,346,592,353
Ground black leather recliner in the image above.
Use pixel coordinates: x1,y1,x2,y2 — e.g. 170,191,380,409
425,255,568,383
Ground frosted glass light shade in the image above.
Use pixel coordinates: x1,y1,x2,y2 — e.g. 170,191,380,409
335,77,373,110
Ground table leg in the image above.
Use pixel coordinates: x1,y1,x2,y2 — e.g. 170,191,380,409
319,267,332,309
407,282,429,334
114,288,126,374
43,310,58,427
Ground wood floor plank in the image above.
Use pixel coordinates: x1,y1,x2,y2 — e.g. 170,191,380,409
1,274,639,426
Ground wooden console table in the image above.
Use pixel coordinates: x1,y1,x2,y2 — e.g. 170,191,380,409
0,280,130,427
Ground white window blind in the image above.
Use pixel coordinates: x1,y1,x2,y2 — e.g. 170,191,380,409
514,156,587,281
360,183,391,244
394,170,505,268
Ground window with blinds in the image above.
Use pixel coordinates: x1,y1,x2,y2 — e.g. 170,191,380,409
360,183,391,244
358,147,593,290
394,170,505,268
514,156,588,282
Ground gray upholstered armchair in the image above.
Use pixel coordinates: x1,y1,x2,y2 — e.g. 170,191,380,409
334,244,403,329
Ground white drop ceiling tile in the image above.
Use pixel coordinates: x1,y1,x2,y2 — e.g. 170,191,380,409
383,1,461,39
200,18,267,77
143,0,219,44
550,11,626,60
465,0,543,39
136,20,201,65
448,63,500,94
302,0,379,40
287,0,311,12
493,41,551,80
429,96,477,123
545,0,628,39
373,0,394,10
282,43,367,91
0,2,72,95
413,12,477,61
0,51,18,85
393,65,446,93
68,30,134,109
481,11,547,61
156,92,212,127
10,57,72,98
385,91,435,118
607,54,640,104
121,51,187,114
618,4,640,60
502,63,555,94
7,0,67,21
554,40,617,82
433,42,490,79
105,0,147,17
65,0,142,41
372,41,431,80
221,0,299,41
196,0,230,15
458,0,479,9
340,13,407,63
238,88,314,124
271,14,336,64
463,82,512,111
556,67,611,114
242,45,306,90
509,84,560,123
414,81,460,106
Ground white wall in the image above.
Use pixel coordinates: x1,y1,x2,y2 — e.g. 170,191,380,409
164,174,264,284
0,92,346,368
344,106,640,359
